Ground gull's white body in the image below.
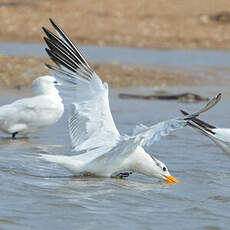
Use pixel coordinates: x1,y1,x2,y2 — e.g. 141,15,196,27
0,76,64,137
181,110,230,155
210,129,230,154
191,126,230,154
41,19,220,181
211,128,230,143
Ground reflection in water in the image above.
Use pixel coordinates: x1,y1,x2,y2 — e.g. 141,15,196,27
64,176,170,192
0,136,64,156
0,136,30,145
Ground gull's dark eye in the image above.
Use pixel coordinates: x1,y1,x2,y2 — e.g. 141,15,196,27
163,167,166,172
54,81,58,84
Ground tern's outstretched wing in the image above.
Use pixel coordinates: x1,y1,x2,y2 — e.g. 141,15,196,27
92,94,221,163
131,93,221,147
43,19,120,151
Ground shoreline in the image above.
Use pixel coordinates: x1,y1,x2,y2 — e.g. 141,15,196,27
0,55,203,88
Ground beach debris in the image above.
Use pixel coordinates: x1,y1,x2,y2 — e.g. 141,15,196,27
119,92,209,103
200,11,230,24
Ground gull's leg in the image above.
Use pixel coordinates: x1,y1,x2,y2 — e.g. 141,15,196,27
12,132,18,139
115,171,133,179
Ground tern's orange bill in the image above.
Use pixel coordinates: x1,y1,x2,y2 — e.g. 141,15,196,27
164,175,180,184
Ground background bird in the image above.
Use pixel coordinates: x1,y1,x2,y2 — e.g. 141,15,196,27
0,75,64,139
181,109,230,155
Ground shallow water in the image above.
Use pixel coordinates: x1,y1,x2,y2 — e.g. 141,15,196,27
1,42,230,68
0,86,230,230
2,42,230,86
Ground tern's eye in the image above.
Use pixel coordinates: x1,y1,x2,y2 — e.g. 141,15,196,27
163,167,167,172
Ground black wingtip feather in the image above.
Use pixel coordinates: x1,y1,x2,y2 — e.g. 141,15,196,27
44,36,83,68
43,36,50,45
45,48,91,82
46,48,78,72
187,121,209,136
180,110,188,116
43,19,94,82
48,19,90,68
49,18,62,36
42,26,50,35
49,18,57,28
43,26,59,42
44,21,92,75
187,121,216,135
44,33,92,80
45,48,62,67
45,63,53,69
180,109,216,130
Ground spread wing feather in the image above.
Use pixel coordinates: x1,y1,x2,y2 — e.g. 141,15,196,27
43,19,120,151
131,93,221,147
91,94,221,163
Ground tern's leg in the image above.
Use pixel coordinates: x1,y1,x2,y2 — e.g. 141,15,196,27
12,132,18,139
115,171,133,179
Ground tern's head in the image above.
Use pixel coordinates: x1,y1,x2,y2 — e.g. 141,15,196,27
133,148,179,184
32,75,60,95
151,158,180,184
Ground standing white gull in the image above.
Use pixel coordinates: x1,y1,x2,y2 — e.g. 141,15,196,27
41,19,220,182
0,75,64,138
181,109,230,155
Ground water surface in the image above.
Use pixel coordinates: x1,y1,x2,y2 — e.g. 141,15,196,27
1,42,230,69
0,86,229,230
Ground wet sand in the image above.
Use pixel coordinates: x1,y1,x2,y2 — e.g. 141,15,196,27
1,0,230,49
0,55,203,88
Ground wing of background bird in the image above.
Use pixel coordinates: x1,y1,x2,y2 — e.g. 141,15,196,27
184,121,230,154
43,19,120,151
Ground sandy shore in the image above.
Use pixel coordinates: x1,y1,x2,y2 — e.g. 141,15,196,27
0,55,203,88
1,0,230,50
0,1,229,88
